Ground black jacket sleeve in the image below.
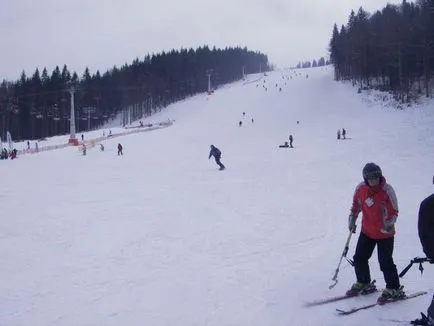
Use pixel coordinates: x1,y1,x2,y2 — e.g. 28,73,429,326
418,195,434,259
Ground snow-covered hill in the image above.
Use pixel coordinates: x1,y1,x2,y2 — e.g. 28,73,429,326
1,66,434,326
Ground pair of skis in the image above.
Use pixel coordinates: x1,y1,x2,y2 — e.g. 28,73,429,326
335,291,427,315
304,289,378,307
305,289,427,315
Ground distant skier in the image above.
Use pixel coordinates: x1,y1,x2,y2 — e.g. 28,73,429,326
117,143,123,156
239,121,242,127
100,143,104,151
243,112,246,117
251,118,254,123
289,134,294,148
342,128,347,140
82,144,87,156
337,129,341,140
209,145,225,170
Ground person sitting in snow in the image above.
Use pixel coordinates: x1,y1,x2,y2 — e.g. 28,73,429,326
279,141,289,148
9,149,17,159
1,148,7,159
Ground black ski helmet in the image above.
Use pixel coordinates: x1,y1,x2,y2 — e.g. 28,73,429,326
362,163,382,183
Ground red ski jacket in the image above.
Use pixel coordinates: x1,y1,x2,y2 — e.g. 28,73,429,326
350,176,398,240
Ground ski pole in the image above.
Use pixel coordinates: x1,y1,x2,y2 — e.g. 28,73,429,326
329,231,354,289
399,257,432,278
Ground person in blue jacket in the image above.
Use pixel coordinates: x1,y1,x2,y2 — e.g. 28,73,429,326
209,145,225,170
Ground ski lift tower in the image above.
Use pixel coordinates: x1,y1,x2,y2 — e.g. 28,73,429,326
206,69,213,94
68,84,79,145
82,107,96,131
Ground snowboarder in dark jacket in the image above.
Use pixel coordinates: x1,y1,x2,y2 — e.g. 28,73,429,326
209,145,225,170
411,176,434,325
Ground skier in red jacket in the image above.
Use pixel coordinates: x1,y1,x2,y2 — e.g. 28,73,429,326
346,163,405,303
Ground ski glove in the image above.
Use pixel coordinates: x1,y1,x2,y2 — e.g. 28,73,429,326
381,216,397,234
348,215,357,233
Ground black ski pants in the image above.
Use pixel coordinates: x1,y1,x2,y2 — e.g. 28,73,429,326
353,232,400,290
428,295,434,319
215,156,225,169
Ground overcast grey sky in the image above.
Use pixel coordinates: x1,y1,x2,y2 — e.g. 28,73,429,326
0,0,401,81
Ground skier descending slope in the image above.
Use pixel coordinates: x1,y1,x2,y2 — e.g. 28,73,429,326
208,145,225,170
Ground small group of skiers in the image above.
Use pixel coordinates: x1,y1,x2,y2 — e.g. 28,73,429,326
1,148,17,159
81,143,121,156
337,128,347,140
279,134,294,148
239,112,254,126
345,162,434,325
